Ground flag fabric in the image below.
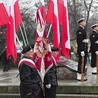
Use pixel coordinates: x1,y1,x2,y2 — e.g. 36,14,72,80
46,0,54,25
46,0,60,48
33,1,46,80
33,31,53,80
14,0,22,31
46,0,60,62
58,0,70,58
33,24,46,80
0,2,9,26
33,1,54,80
44,43,53,73
6,0,22,63
36,0,45,27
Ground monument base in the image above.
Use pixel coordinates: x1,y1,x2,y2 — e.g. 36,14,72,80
57,56,78,80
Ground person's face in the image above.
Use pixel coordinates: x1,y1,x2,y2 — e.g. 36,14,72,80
25,49,34,58
52,51,58,58
80,20,86,27
93,26,98,32
96,26,98,31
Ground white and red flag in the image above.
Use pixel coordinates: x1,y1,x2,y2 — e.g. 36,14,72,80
0,1,9,26
46,0,60,61
33,0,55,80
33,0,46,80
36,0,45,27
6,0,22,63
33,23,46,71
58,0,70,59
44,43,54,73
46,0,60,48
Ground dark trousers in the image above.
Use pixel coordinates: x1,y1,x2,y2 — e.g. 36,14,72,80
91,53,96,68
20,83,44,98
3,64,10,72
78,54,87,73
44,85,56,98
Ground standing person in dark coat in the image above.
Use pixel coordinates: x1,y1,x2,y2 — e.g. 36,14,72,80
0,48,11,72
89,24,98,74
44,46,58,98
18,44,44,98
76,18,88,81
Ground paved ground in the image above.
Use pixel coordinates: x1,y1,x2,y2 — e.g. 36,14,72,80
0,64,98,86
0,68,19,86
58,64,98,86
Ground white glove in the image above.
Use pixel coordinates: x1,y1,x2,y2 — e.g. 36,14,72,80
83,39,89,43
95,41,98,44
81,51,85,56
95,51,98,55
27,92,32,96
46,84,51,89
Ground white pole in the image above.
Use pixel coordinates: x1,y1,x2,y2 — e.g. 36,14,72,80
47,24,52,38
22,22,29,45
15,33,23,50
19,26,27,46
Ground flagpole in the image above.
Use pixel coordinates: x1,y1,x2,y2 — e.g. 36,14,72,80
47,24,52,38
22,22,29,45
19,26,27,46
15,33,23,50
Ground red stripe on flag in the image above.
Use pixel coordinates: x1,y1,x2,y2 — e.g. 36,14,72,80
6,0,22,63
46,0,60,47
46,0,60,61
0,3,9,26
14,0,22,31
58,0,70,59
6,16,17,63
46,0,54,24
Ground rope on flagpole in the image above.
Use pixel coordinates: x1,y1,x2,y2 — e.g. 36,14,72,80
22,22,29,45
19,26,27,46
47,24,52,38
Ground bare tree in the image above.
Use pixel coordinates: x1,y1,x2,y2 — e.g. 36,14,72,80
84,0,94,31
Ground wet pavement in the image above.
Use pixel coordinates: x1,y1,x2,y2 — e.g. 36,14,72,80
0,69,19,86
0,64,98,87
58,64,98,86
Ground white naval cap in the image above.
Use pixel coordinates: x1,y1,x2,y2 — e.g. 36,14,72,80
77,18,85,23
91,24,98,29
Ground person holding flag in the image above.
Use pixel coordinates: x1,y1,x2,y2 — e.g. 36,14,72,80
44,45,59,98
18,44,44,98
33,1,59,98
